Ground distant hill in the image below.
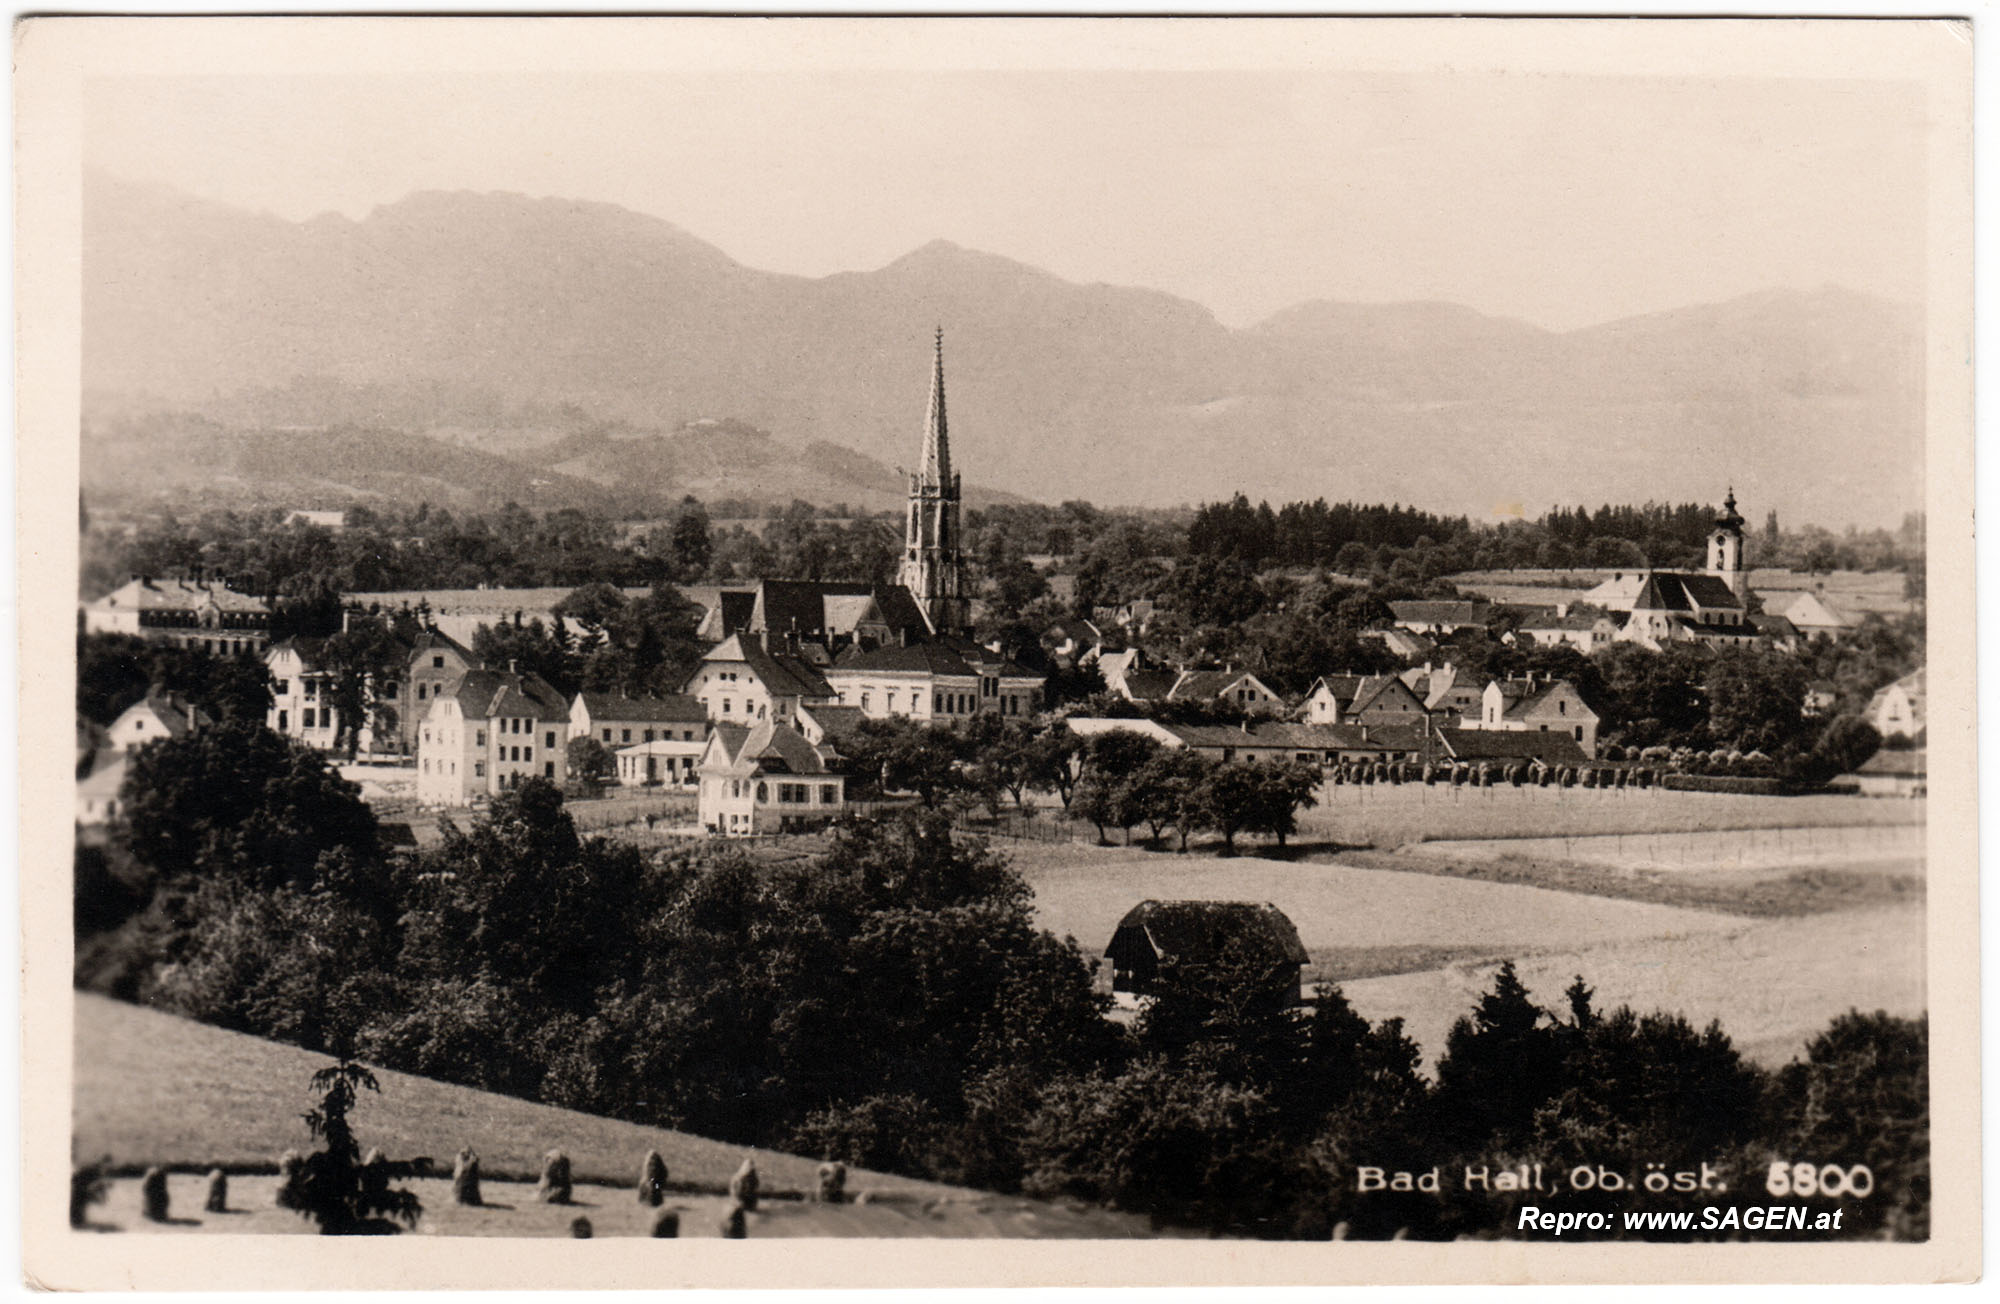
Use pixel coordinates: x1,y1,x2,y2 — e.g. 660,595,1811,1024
84,173,1925,527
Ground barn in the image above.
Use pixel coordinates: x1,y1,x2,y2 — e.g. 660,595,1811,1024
1104,899,1310,1006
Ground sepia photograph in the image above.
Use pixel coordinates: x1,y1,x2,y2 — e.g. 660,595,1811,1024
15,13,1978,1289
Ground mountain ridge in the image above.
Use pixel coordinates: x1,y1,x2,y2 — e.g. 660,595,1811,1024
81,173,1924,527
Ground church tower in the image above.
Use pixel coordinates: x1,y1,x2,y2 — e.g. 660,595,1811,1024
900,328,969,636
1706,487,1748,600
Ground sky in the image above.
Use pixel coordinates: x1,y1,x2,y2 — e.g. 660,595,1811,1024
85,68,1928,331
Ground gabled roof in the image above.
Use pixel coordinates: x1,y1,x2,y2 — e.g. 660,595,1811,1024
797,702,868,746
77,754,128,801
1631,573,1691,612
1869,667,1925,713
115,691,211,738
1348,674,1422,715
573,691,707,724
448,669,570,721
1632,571,1745,613
1105,900,1309,968
1120,670,1181,702
407,628,477,664
265,635,333,671
703,718,836,777
1747,612,1801,639
1168,669,1275,702
88,576,270,614
1489,678,1597,722
703,634,836,700
1308,673,1366,705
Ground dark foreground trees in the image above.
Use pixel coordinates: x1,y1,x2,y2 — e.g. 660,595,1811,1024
77,746,1929,1241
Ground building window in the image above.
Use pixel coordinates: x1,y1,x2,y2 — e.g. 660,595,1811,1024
603,728,612,742
475,730,485,746
722,699,732,714
861,693,871,711
622,729,632,743
274,679,289,695
303,709,316,729
756,782,768,803
820,784,837,805
433,655,445,668
644,729,655,742
475,761,485,777
278,710,289,731
383,682,398,699
417,684,427,700
934,692,944,714
545,762,555,778
546,731,556,749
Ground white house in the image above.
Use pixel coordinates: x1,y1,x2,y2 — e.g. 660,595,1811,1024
1465,674,1601,758
265,638,344,751
1868,668,1925,742
697,720,846,836
686,634,838,727
614,738,709,788
1758,589,1858,641
76,755,128,827
416,668,571,806
107,691,210,751
822,639,1044,723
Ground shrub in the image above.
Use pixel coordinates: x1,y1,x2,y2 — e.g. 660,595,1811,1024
204,1169,228,1213
69,1160,108,1228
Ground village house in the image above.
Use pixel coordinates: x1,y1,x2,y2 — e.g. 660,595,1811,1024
1845,747,1925,798
401,629,480,753
76,754,127,828
416,667,571,806
570,691,708,750
265,638,344,751
1104,900,1310,1008
1362,626,1438,661
1868,668,1925,742
1401,662,1486,726
822,639,1045,722
1302,673,1428,728
696,720,847,836
1756,588,1858,641
82,574,271,655
1464,673,1601,757
686,633,839,726
1512,604,1621,654
107,690,210,751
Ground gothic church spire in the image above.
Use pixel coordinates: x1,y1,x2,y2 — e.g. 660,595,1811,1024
921,326,950,486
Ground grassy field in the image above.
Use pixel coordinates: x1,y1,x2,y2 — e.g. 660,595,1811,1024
78,1173,1156,1240
1340,901,1925,1072
1293,783,1921,852
72,995,966,1198
1009,842,1745,990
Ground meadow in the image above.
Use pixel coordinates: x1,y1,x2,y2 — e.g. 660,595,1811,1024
1290,782,1920,851
71,994,1160,1238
